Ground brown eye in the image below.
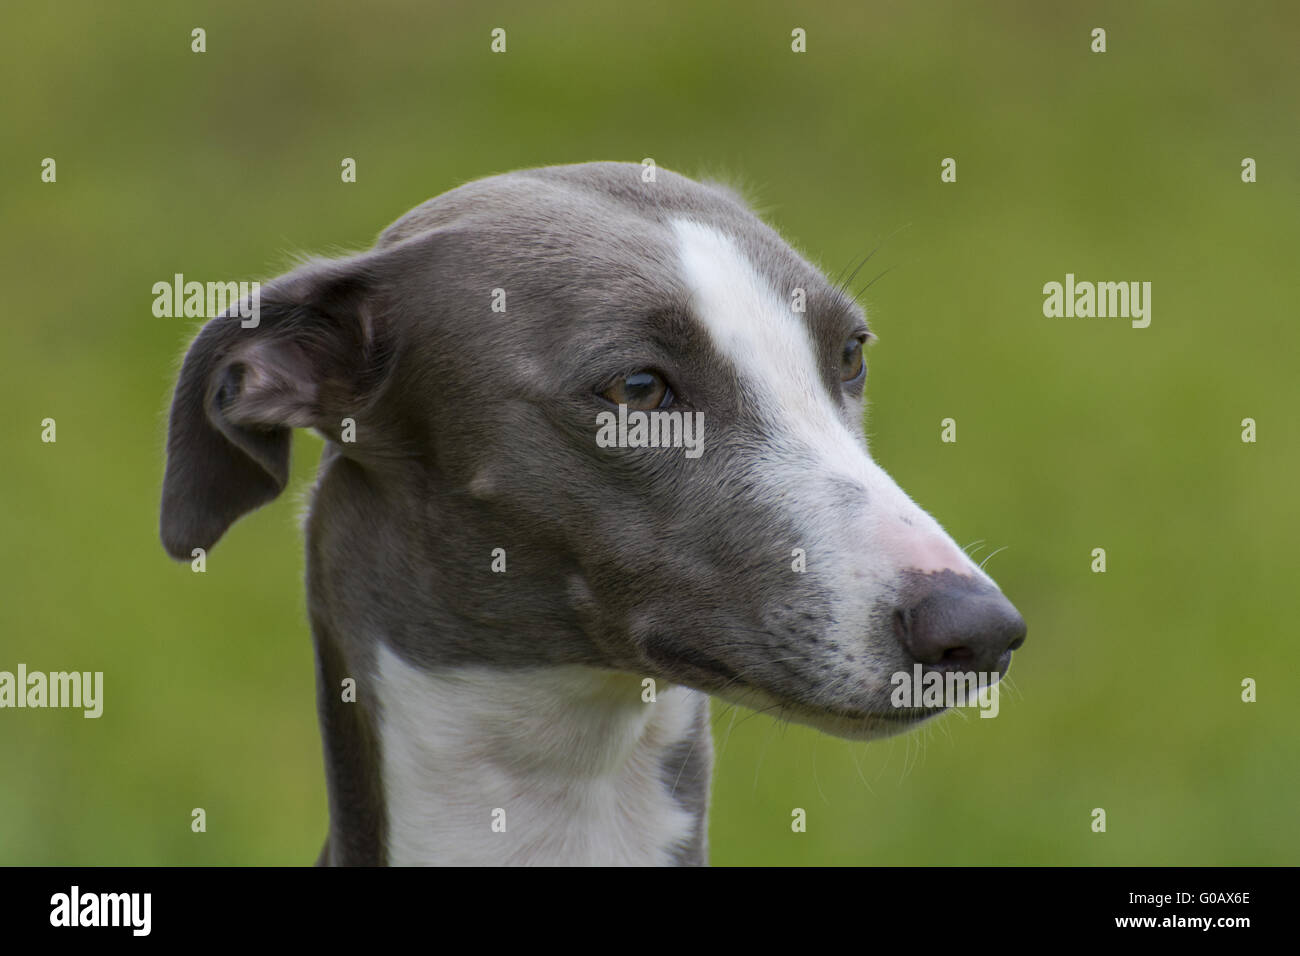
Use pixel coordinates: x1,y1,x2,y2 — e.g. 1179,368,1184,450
841,336,866,383
601,371,671,410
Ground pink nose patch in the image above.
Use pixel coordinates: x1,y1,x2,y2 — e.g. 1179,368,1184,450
881,519,974,576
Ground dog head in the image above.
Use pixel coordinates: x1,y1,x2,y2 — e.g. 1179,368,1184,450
161,162,1024,740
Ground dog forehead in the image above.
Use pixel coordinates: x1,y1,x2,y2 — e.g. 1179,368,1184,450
380,162,748,246
670,216,860,442
673,219,812,367
378,162,834,301
376,163,862,390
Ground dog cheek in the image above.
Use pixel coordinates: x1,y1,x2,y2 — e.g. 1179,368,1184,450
565,573,641,666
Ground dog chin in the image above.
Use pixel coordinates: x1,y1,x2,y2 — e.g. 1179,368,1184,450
779,702,947,741
709,683,946,741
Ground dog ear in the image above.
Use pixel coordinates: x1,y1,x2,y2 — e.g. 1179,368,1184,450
159,255,393,560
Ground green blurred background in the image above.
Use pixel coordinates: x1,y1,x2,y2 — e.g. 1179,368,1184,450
2,0,1296,865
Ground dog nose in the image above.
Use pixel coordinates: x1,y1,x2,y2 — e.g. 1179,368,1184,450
893,574,1026,675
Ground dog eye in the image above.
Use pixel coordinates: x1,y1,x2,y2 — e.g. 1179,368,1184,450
601,371,672,410
840,336,866,383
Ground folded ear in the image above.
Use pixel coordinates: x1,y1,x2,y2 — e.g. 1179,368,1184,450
160,254,394,560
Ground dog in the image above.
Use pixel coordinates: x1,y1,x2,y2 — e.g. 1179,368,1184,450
159,162,1026,865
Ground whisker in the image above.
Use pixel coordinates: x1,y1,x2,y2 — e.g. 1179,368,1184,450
979,545,1009,571
835,223,912,297
811,745,830,806
850,256,919,305
849,743,875,795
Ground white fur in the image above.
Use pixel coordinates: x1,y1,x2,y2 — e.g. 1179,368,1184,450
376,643,703,866
671,219,992,675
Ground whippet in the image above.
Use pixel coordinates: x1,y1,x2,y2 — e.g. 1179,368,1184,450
159,162,1026,866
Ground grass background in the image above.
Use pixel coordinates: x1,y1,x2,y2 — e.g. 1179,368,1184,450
1,0,1296,865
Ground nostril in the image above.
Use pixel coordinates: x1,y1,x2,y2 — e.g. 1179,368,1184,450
940,646,974,666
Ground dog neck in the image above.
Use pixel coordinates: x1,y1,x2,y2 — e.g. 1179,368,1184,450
365,643,712,866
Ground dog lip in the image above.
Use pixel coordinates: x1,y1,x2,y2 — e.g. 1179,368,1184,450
713,676,944,725
829,705,946,724
869,707,945,721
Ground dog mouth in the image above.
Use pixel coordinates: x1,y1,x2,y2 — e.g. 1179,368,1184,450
643,634,990,738
702,675,950,739
776,698,947,731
